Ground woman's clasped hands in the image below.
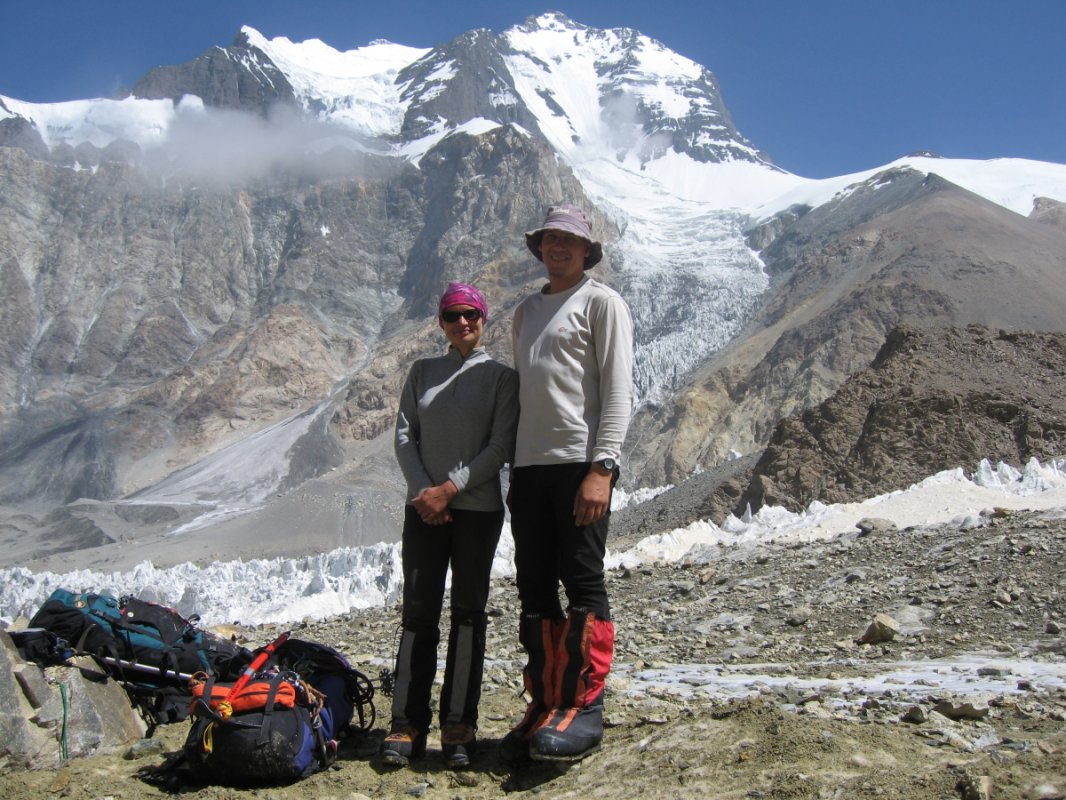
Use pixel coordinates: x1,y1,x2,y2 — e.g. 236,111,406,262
411,481,458,525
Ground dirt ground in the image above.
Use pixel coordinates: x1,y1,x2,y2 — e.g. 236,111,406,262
4,673,1064,800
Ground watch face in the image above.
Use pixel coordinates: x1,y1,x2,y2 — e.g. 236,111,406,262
601,458,616,471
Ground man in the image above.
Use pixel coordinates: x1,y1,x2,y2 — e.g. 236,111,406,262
504,204,634,763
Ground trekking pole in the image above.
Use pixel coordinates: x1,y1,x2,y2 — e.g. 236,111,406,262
92,655,197,683
215,630,290,721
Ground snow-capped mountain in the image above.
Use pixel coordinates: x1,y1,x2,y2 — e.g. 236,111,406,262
6,16,1065,405
1,12,1065,573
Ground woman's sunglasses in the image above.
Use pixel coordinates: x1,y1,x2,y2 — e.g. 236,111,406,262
441,308,483,323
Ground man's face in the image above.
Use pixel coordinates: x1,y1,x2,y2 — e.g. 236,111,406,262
539,230,590,286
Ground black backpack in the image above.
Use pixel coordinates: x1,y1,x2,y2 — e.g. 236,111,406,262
182,669,337,786
28,588,252,729
175,632,375,787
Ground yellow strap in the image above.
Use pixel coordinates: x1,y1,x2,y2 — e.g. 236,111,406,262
217,700,233,721
201,721,215,754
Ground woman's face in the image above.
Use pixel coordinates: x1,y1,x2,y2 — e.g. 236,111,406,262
439,304,484,355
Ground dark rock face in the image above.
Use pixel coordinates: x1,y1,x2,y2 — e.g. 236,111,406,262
398,31,543,141
0,118,589,541
126,30,297,113
739,325,1066,513
0,402,118,508
1030,195,1066,228
0,118,50,160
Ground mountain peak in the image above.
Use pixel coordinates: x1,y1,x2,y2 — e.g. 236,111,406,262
127,27,296,113
500,16,766,171
518,10,586,32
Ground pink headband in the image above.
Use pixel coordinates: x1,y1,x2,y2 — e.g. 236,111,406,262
438,282,489,322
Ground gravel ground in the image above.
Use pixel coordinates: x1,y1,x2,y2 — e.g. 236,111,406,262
2,508,1064,800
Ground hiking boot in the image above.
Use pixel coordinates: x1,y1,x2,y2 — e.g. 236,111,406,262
380,725,427,767
530,703,603,762
441,722,477,769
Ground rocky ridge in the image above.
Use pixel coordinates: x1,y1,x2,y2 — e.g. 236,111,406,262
739,325,1066,514
608,324,1066,545
626,176,1066,487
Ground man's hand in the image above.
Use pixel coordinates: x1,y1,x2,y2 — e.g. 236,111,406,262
413,481,458,525
573,467,612,526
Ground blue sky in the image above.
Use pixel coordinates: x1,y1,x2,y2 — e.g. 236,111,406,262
2,1,1063,179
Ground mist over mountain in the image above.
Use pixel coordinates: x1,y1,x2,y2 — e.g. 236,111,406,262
1,12,1065,570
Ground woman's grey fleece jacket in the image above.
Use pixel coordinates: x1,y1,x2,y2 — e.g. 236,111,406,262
394,346,519,512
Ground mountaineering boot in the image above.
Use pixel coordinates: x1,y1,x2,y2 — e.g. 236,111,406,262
530,608,615,762
532,699,605,762
382,626,437,766
439,612,487,768
380,724,427,766
499,613,562,766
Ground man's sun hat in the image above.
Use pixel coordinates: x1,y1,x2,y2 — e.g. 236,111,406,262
438,281,489,322
525,204,603,269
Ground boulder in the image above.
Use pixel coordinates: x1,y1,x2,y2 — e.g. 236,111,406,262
0,632,146,772
857,613,901,645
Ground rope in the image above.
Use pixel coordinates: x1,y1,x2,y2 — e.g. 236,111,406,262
59,682,69,762
216,700,233,721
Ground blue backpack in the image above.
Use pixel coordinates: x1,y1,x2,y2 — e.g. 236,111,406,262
28,588,252,728
272,637,377,735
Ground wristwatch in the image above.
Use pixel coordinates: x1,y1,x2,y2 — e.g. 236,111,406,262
595,458,616,472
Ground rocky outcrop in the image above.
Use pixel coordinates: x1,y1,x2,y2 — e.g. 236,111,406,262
0,633,146,771
737,325,1066,513
1030,196,1066,228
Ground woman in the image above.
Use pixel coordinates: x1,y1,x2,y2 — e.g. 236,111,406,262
382,282,519,769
